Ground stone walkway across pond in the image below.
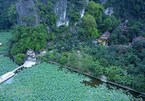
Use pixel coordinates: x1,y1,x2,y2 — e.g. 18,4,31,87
0,61,36,84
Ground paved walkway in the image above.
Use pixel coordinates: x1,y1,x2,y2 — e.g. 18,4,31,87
0,72,15,83
0,61,36,84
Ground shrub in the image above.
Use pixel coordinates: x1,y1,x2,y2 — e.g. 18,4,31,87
15,53,26,65
104,66,124,81
59,55,68,65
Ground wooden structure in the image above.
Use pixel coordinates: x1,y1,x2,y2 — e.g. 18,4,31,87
97,31,110,46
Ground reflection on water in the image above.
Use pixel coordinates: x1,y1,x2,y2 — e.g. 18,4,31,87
0,77,14,89
82,78,103,87
4,77,14,85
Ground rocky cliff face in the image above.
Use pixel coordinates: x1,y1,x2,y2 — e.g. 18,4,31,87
100,0,107,4
16,0,89,27
80,0,89,18
54,0,89,27
16,0,39,26
54,0,69,27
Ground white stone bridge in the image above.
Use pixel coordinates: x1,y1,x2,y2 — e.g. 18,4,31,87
0,61,36,84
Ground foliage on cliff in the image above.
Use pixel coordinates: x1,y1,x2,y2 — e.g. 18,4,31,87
106,0,145,19
0,0,17,29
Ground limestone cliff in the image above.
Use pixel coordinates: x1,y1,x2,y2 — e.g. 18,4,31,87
16,0,39,26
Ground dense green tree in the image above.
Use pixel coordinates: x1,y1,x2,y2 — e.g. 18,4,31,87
15,53,26,65
103,15,119,31
109,28,129,45
107,0,145,19
67,0,85,23
86,1,104,23
82,14,99,38
132,39,145,60
68,11,80,23
104,66,124,81
10,25,48,56
128,21,143,40
36,1,56,27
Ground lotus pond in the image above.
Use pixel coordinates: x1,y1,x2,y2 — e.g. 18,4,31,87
0,31,17,75
0,31,12,55
0,56,17,75
0,63,141,101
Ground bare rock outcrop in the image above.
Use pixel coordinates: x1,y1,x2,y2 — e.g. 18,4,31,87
16,0,39,26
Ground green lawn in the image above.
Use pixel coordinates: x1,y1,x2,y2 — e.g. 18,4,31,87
0,63,136,101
